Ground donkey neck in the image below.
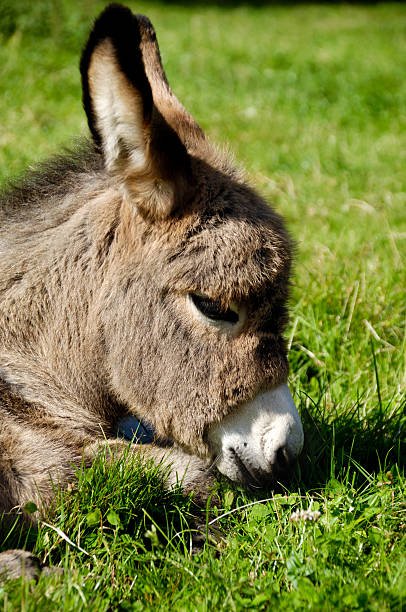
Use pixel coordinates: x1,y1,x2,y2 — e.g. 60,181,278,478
0,162,128,426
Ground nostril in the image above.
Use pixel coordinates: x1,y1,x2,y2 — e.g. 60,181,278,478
274,446,292,473
228,446,262,488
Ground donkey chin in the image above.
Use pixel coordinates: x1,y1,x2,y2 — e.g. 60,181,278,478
207,385,304,488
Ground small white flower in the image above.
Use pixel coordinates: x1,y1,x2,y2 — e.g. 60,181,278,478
290,509,321,523
244,106,257,118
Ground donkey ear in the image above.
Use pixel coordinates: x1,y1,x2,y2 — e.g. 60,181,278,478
80,4,193,219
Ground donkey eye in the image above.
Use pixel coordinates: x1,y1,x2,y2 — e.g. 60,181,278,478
190,293,239,324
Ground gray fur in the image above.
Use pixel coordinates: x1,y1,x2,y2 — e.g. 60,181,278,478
0,4,296,579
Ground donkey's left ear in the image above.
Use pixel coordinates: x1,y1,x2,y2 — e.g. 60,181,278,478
80,4,193,220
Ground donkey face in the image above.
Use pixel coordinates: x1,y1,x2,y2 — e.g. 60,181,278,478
82,5,303,487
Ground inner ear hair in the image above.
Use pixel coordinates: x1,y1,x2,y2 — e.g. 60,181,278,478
80,3,194,220
80,4,153,151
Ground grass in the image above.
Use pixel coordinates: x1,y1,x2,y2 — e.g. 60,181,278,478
0,1,405,609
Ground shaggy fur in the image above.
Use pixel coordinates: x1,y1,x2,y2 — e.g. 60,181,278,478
0,4,293,578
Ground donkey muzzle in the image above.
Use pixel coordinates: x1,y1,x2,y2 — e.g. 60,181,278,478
207,384,304,488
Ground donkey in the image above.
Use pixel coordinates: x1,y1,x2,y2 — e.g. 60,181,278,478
0,4,304,579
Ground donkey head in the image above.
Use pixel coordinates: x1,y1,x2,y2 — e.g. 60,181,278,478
81,5,303,488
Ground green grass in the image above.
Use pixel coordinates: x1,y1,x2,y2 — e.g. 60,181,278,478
1,1,405,610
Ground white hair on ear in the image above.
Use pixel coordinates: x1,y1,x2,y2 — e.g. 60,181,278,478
88,39,147,173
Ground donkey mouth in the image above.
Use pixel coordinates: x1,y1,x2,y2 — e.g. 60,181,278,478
229,447,263,489
227,445,293,490
207,384,304,487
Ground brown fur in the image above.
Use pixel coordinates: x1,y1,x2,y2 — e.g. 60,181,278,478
0,5,293,573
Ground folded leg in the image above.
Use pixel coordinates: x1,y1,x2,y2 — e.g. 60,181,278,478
0,420,215,581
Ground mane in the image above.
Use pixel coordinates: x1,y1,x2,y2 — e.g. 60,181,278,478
0,136,242,227
0,139,103,223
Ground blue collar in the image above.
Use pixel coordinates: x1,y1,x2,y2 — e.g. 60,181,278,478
116,415,156,444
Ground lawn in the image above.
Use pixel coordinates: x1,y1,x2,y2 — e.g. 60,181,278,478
0,1,405,610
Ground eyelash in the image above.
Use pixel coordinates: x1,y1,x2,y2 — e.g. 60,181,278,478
190,293,239,324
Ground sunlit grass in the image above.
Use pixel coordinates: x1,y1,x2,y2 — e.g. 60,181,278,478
1,1,405,609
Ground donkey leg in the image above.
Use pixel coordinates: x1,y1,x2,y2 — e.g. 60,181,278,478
0,550,64,583
0,419,83,582
85,439,220,551
1,426,215,516
85,439,216,506
0,419,83,516
0,550,41,583
0,432,216,581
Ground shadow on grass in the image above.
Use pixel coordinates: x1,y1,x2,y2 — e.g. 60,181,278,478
142,0,406,6
1,0,404,43
0,513,39,556
1,384,404,555
294,389,406,491
0,450,197,560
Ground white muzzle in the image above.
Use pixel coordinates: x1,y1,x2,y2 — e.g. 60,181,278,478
207,384,304,486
